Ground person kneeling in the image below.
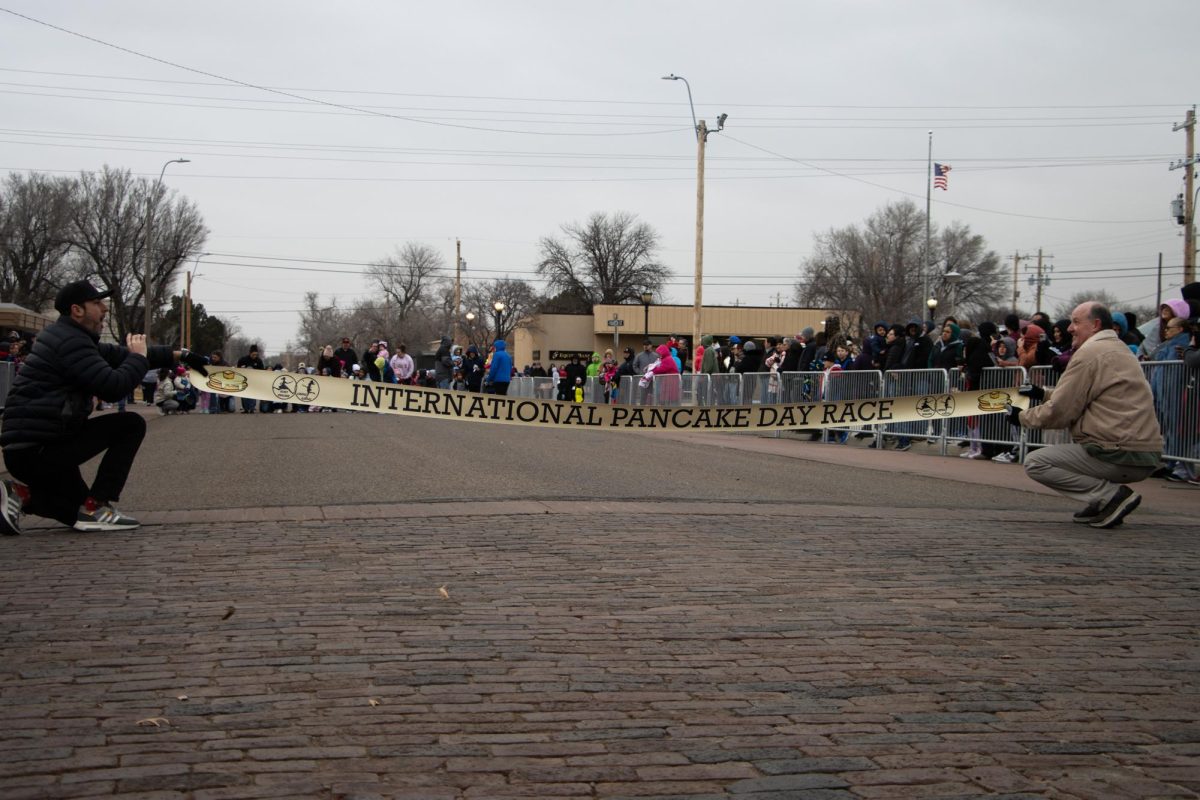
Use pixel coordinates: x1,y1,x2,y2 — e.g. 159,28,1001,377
1007,301,1162,530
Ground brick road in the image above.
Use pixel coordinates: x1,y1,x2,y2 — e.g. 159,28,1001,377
1,501,1196,799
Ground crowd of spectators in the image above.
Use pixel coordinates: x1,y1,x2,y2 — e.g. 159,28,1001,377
3,286,1197,480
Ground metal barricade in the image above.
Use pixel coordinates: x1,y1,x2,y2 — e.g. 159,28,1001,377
777,371,826,441
508,376,534,398
650,373,684,406
882,369,950,452
706,373,743,407
531,376,556,400
584,375,603,403
822,369,884,445
1144,360,1198,469
977,366,1027,458
680,374,708,407
1023,365,1069,453
0,361,14,410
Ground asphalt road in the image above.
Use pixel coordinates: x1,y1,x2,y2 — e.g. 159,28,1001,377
120,410,1071,513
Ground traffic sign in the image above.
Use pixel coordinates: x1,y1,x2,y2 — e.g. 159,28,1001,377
607,319,625,327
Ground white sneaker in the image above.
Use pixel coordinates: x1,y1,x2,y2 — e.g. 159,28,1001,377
0,480,22,536
75,501,140,532
992,451,1017,463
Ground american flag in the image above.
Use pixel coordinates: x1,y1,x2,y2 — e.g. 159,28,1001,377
933,162,951,191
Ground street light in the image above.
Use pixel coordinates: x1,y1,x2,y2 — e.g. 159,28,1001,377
465,311,476,350
926,296,938,324
662,74,726,356
493,301,505,343
944,271,963,319
143,158,190,340
640,291,653,339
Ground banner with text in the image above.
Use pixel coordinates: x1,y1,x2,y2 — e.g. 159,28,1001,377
190,369,1026,433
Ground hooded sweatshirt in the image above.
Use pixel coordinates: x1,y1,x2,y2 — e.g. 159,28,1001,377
902,318,932,369
586,352,601,378
485,340,513,384
699,335,717,374
434,336,454,383
1138,299,1191,358
932,323,964,370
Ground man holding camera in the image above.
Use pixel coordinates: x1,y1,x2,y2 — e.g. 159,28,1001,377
1006,301,1162,529
1,280,210,535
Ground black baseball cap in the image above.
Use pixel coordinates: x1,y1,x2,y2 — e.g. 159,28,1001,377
54,280,112,315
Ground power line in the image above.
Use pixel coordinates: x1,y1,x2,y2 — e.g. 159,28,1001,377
722,134,1162,225
0,66,1185,111
0,8,680,138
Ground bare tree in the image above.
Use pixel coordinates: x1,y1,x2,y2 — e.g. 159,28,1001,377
795,201,1004,331
1052,289,1125,321
296,292,352,361
795,201,924,332
0,172,76,311
927,222,1007,318
536,211,670,306
365,242,448,323
68,166,207,338
462,277,540,346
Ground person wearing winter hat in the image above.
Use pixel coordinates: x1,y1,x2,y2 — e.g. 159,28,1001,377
633,338,658,373
1017,323,1049,369
647,343,680,404
0,280,209,534
1137,299,1190,359
1011,301,1161,529
485,339,513,395
1181,282,1200,318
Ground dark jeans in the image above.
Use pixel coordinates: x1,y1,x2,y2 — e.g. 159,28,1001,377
493,382,510,396
3,412,147,526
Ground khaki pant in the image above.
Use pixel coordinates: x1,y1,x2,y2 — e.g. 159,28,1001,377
1024,444,1156,507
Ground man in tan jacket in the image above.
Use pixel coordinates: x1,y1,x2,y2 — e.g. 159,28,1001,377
1009,301,1162,529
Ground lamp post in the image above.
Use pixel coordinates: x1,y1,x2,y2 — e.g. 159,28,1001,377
926,296,938,326
662,74,726,355
143,158,190,340
944,271,963,319
640,291,653,339
493,301,505,343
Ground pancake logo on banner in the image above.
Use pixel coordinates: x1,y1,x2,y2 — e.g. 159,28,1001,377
272,373,320,403
977,390,1013,411
916,394,955,418
206,370,248,393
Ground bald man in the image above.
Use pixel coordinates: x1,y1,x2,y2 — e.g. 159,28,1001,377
1008,302,1162,529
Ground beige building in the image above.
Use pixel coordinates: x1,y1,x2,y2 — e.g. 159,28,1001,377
513,303,851,368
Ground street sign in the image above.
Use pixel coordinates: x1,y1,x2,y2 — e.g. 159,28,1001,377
607,319,625,327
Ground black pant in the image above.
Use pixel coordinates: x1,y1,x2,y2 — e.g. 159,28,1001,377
3,412,147,526
493,382,510,396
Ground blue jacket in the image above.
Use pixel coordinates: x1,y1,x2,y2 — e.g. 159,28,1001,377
486,340,513,384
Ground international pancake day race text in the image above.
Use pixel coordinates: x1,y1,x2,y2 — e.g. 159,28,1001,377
349,382,898,432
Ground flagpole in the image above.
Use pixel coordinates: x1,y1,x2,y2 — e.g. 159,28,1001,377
924,130,932,321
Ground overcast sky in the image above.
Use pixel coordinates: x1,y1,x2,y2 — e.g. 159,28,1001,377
2,1,1196,351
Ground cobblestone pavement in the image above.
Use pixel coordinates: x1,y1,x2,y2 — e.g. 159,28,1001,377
1,503,1197,799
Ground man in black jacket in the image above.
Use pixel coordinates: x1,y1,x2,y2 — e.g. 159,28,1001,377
235,344,266,413
0,281,206,534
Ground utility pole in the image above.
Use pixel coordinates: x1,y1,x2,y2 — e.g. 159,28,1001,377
1156,252,1163,310
693,119,707,355
1026,248,1054,313
183,271,191,349
453,238,462,345
1170,107,1196,284
1011,251,1033,311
